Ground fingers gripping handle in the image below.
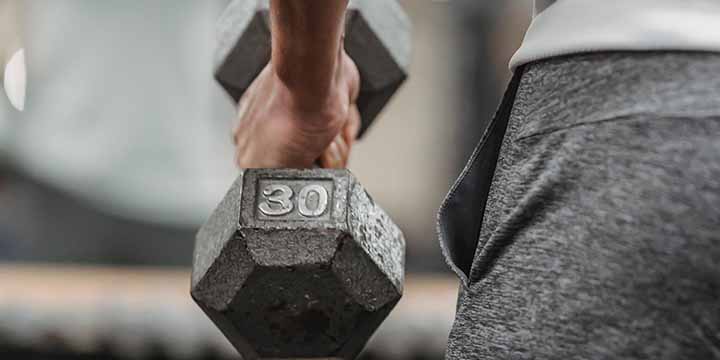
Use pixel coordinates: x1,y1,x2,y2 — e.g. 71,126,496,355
214,0,411,138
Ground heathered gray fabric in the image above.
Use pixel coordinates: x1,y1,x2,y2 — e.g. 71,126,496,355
441,53,720,359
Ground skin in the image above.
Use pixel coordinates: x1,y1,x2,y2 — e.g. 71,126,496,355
233,0,360,169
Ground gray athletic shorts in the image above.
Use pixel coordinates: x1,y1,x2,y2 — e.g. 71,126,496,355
438,52,720,359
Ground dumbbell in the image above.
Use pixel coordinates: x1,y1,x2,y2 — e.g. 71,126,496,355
191,1,411,359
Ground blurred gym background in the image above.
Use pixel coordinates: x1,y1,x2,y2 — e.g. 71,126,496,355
0,1,530,359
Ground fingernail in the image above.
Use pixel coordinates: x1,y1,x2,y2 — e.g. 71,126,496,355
335,134,347,152
4,48,26,111
330,141,341,167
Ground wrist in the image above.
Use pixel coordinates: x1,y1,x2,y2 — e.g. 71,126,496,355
268,0,348,111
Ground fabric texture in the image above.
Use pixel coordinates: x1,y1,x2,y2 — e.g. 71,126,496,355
511,0,720,69
439,52,720,359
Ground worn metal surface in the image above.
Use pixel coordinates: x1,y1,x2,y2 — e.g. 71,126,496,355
191,169,406,359
213,0,411,137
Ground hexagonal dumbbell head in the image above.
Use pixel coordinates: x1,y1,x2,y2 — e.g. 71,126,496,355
191,169,405,359
214,0,411,137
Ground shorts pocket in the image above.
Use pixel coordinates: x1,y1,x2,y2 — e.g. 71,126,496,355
437,70,524,287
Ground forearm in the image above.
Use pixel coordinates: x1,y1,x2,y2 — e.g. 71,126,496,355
269,0,348,109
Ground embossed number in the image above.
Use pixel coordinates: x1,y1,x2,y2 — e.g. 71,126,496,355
258,183,329,218
298,184,329,217
258,184,294,216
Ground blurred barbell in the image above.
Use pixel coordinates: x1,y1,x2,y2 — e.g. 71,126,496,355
0,264,457,360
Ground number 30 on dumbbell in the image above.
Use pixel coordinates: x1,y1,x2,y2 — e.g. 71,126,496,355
257,180,331,219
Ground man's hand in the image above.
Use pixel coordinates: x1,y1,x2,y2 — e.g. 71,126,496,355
232,0,359,169
233,50,360,169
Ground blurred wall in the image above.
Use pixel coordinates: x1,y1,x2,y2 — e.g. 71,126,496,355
0,0,532,272
351,0,531,272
